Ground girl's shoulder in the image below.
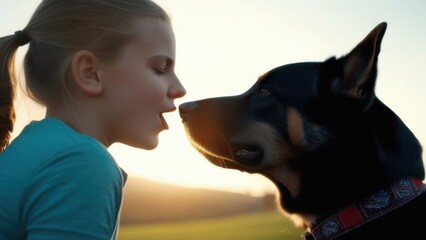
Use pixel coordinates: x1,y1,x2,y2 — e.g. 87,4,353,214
24,117,104,149
0,117,120,182
0,118,124,228
8,117,110,158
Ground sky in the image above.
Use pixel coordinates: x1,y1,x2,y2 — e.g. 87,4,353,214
1,0,425,196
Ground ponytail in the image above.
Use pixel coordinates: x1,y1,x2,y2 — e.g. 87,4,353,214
0,31,31,152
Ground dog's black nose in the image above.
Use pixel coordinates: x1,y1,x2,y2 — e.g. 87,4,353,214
179,101,198,119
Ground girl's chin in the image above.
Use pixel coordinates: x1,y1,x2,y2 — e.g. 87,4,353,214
126,135,159,150
140,137,159,150
144,142,159,150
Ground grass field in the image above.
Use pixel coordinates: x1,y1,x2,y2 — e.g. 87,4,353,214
117,211,304,240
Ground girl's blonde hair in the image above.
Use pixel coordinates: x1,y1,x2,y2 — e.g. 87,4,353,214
0,0,170,151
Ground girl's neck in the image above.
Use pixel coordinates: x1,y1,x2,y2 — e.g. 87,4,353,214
45,108,110,147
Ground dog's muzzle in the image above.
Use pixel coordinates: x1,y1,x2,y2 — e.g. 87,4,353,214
179,101,198,121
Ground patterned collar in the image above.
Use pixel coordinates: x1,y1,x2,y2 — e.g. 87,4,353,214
304,178,425,240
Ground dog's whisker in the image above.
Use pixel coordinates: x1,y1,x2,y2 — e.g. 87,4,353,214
212,127,236,162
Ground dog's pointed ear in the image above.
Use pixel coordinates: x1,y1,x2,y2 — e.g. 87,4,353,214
326,22,387,106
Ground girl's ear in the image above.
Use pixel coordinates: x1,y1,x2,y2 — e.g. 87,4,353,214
71,50,103,96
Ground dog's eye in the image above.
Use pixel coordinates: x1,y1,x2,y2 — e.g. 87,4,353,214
259,88,271,96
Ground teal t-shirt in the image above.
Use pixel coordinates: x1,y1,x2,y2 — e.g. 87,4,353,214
0,118,126,240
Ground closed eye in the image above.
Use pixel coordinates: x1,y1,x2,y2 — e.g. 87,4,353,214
149,55,175,75
154,67,167,75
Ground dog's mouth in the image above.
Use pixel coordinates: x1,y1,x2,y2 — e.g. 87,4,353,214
190,140,264,173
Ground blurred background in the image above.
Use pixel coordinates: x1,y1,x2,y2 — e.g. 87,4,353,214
1,0,425,239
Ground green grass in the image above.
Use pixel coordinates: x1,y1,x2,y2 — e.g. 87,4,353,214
118,211,304,240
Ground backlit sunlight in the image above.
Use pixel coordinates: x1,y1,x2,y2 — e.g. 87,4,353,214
3,0,426,197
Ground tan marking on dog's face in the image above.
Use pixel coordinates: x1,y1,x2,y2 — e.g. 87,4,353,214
257,71,270,82
287,107,306,148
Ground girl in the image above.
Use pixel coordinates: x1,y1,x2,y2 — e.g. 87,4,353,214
0,0,186,239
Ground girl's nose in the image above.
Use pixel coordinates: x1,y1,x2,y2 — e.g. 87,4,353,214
169,76,186,99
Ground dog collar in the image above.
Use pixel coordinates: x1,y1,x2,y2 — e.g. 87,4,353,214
304,178,425,240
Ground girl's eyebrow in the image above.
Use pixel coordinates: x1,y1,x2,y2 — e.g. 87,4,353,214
149,55,174,66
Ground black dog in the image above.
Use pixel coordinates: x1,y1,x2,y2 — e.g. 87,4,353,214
179,22,425,239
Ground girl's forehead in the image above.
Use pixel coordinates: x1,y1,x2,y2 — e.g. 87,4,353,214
118,18,175,61
132,18,174,41
131,19,175,49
